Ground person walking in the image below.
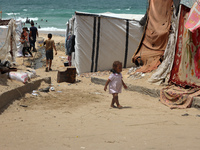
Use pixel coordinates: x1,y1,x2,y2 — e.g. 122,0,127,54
104,61,127,108
30,20,38,52
44,33,57,72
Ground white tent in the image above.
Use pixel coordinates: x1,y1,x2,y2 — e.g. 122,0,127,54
67,11,144,74
0,19,22,63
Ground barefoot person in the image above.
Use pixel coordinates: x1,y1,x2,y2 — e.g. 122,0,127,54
104,61,127,108
44,33,57,72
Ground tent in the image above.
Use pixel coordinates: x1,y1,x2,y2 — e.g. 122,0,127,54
136,0,198,85
132,0,174,73
0,19,22,64
66,12,144,74
155,0,200,109
169,0,200,87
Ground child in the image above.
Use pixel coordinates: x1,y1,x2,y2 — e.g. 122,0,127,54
104,61,127,108
20,34,33,57
44,33,57,72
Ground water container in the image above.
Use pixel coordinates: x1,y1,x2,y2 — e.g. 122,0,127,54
36,37,44,49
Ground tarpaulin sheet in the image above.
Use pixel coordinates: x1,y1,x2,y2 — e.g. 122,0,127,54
0,19,17,63
73,12,143,74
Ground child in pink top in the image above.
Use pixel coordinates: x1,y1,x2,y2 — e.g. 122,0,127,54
104,61,127,108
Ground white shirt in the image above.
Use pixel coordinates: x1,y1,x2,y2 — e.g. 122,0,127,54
109,73,123,94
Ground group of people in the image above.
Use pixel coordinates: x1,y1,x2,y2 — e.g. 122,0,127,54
20,20,38,58
20,23,126,108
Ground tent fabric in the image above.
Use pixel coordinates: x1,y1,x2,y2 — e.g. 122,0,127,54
169,5,200,87
132,0,173,73
160,85,200,109
73,12,143,74
0,19,17,63
149,3,180,83
185,1,200,32
173,0,181,16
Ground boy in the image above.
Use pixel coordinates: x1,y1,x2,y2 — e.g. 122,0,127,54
44,33,57,72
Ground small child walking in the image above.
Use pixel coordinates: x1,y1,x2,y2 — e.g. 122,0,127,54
44,33,57,72
104,61,127,108
20,34,33,57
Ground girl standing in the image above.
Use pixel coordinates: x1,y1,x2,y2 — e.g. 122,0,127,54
104,61,127,108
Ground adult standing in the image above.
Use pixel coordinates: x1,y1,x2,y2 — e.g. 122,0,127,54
30,20,38,52
66,33,75,66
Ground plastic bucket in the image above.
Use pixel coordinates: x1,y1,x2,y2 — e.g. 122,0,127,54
36,37,44,48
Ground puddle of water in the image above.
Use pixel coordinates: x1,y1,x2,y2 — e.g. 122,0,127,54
32,47,46,69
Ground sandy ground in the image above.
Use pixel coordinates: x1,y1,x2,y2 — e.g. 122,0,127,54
0,32,200,150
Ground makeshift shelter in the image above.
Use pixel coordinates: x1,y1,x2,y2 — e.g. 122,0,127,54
131,0,174,73
66,12,144,74
0,19,19,64
148,0,181,83
159,0,200,109
169,0,200,88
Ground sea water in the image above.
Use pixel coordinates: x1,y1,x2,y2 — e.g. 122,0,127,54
1,0,148,32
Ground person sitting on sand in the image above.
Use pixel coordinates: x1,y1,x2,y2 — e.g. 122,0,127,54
43,33,57,72
104,61,127,108
20,34,33,58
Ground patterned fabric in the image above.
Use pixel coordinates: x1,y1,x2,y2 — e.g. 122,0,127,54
160,85,200,109
185,1,200,32
169,5,200,87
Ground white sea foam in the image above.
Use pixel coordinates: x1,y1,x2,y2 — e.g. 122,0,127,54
6,13,20,16
16,17,38,22
23,9,28,11
126,7,131,11
38,27,66,32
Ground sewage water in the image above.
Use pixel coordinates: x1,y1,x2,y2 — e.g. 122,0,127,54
32,47,46,69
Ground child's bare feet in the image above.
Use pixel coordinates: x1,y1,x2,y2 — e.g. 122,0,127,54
117,105,123,109
110,105,117,108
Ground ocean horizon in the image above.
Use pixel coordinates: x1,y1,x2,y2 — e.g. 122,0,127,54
1,0,148,32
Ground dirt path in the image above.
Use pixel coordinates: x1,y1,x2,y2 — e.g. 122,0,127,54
0,76,200,150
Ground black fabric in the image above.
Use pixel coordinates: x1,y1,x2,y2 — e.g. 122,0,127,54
22,47,32,57
124,20,129,68
30,26,37,40
46,49,53,60
91,17,97,72
173,0,181,16
95,17,101,72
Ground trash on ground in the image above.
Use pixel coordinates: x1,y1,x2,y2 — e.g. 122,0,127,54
9,71,29,83
39,87,50,92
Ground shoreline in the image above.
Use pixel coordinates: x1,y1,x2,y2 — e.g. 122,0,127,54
38,31,66,45
38,30,66,37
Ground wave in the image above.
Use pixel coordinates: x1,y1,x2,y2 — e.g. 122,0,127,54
38,27,66,32
23,9,28,11
16,17,38,22
126,7,131,11
6,13,20,16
